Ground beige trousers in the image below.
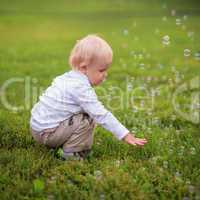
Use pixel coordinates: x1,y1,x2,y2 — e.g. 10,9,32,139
31,113,96,153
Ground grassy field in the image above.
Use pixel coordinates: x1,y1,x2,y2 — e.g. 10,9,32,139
0,0,200,199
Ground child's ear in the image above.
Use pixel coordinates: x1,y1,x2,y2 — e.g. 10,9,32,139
79,62,88,73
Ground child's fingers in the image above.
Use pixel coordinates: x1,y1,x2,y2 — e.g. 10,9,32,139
136,138,148,143
135,139,147,146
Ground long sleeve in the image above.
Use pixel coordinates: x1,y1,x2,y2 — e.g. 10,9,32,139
72,84,129,140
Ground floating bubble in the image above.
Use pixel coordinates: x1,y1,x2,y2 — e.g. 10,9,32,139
138,53,143,59
194,52,200,61
183,15,188,20
152,117,160,125
176,18,182,26
163,35,170,41
169,149,173,154
158,63,164,69
147,76,152,83
175,72,181,83
140,100,145,108
184,49,191,57
171,9,176,16
163,161,168,168
123,29,129,36
188,185,195,193
99,193,105,200
162,35,170,46
139,63,145,69
190,147,196,155
186,180,191,185
115,160,121,167
187,31,194,38
182,197,190,200
127,82,133,91
175,171,181,177
132,107,138,113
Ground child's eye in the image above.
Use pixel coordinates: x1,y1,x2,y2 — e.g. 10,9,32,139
99,69,106,72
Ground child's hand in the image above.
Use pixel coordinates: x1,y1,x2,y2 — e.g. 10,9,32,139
122,133,147,147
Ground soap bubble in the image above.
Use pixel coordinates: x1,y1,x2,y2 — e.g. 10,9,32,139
171,9,176,16
123,29,129,36
138,53,143,59
147,76,152,83
183,15,188,20
175,171,181,177
182,197,189,200
163,161,168,169
162,35,170,46
140,100,145,108
194,52,200,61
158,63,164,69
99,193,105,200
115,160,121,167
127,82,133,91
187,31,194,38
132,107,138,113
184,49,191,57
188,185,195,193
139,63,145,69
176,18,182,26
169,148,173,154
190,147,196,155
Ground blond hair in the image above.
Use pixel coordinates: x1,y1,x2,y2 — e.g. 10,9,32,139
69,34,113,68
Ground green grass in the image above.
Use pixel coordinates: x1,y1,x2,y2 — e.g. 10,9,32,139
0,0,200,199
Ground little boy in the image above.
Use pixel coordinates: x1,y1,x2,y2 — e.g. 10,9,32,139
30,34,147,160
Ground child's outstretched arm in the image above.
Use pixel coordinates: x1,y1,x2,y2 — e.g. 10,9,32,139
122,133,147,147
73,85,148,143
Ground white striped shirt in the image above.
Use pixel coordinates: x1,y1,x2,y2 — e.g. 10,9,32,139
30,70,129,140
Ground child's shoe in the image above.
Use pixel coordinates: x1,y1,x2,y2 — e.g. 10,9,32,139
56,148,88,161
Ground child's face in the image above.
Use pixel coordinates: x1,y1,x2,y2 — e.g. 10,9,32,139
86,58,111,86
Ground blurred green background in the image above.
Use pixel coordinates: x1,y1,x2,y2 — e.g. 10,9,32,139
0,0,200,199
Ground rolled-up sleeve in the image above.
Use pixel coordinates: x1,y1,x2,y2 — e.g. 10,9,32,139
72,85,129,140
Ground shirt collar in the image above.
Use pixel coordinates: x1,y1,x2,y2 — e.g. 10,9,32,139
68,70,91,86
